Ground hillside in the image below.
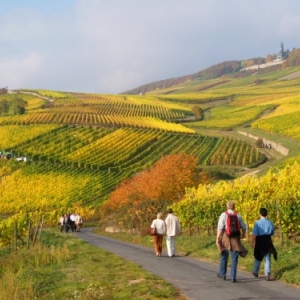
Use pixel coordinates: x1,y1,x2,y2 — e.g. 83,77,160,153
120,61,244,95
1,57,300,247
121,47,300,95
0,91,267,217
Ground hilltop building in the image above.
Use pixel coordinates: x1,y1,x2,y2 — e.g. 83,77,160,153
276,42,286,61
241,43,286,71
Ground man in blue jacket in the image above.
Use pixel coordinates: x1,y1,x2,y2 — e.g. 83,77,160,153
251,208,277,281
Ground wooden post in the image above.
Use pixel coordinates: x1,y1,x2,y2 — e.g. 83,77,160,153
206,219,210,237
37,216,44,242
14,222,17,254
246,212,250,242
212,212,216,235
32,217,40,246
27,220,31,249
276,202,284,246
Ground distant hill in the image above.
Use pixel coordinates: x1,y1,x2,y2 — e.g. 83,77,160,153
121,47,300,95
120,61,243,95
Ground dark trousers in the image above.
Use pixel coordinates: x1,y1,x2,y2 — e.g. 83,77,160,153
69,221,75,232
64,224,70,232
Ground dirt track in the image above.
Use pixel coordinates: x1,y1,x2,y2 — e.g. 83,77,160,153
279,70,300,80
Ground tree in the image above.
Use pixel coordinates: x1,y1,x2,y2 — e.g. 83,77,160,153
247,60,255,67
99,153,210,229
8,97,28,115
241,61,248,69
283,48,300,67
0,99,9,116
192,105,204,120
265,55,276,63
255,138,264,148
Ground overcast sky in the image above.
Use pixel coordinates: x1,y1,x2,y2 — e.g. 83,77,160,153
1,0,300,94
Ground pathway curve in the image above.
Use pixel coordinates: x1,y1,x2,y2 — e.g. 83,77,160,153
75,228,300,300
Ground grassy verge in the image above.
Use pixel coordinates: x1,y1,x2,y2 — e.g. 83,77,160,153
96,229,300,287
0,228,186,300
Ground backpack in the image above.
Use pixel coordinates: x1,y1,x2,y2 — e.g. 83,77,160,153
225,211,241,237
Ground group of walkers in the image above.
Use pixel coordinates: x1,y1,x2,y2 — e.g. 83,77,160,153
216,200,277,282
59,212,83,233
151,201,277,282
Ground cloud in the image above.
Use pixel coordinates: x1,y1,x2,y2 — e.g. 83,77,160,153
0,52,45,89
1,0,300,93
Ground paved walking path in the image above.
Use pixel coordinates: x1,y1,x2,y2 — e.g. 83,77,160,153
75,228,300,300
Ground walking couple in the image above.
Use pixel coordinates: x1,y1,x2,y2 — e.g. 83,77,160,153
150,208,181,257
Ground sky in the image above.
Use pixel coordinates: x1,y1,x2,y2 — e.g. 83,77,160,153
1,0,300,94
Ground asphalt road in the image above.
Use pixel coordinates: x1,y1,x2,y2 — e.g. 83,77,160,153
75,228,300,300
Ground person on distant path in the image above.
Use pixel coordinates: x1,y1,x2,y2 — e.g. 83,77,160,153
65,212,72,232
75,213,83,232
216,200,248,282
251,208,277,281
165,208,181,257
63,213,70,232
59,214,65,232
150,212,166,257
70,213,76,232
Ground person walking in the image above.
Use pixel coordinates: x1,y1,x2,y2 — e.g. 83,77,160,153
251,208,277,281
75,213,83,232
70,213,76,232
165,208,181,257
63,213,70,232
216,200,248,282
59,214,65,232
150,212,166,257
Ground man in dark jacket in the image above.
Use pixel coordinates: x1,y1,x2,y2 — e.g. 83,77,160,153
251,208,277,281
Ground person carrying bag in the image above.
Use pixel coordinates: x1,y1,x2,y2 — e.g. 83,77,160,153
150,212,166,257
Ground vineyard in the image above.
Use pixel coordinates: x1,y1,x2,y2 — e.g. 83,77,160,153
1,64,300,247
172,162,300,239
186,105,273,129
0,126,264,214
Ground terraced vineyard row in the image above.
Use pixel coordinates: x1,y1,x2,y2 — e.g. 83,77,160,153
186,105,272,130
52,100,188,120
0,124,59,149
252,110,300,142
21,89,70,99
0,112,193,133
207,137,265,166
0,160,125,216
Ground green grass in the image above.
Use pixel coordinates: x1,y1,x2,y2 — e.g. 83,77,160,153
96,230,300,287
0,229,185,300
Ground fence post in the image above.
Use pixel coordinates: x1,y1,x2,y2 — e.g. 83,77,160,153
14,222,17,254
276,202,284,246
32,217,40,246
27,220,31,249
37,216,44,242
246,212,250,242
